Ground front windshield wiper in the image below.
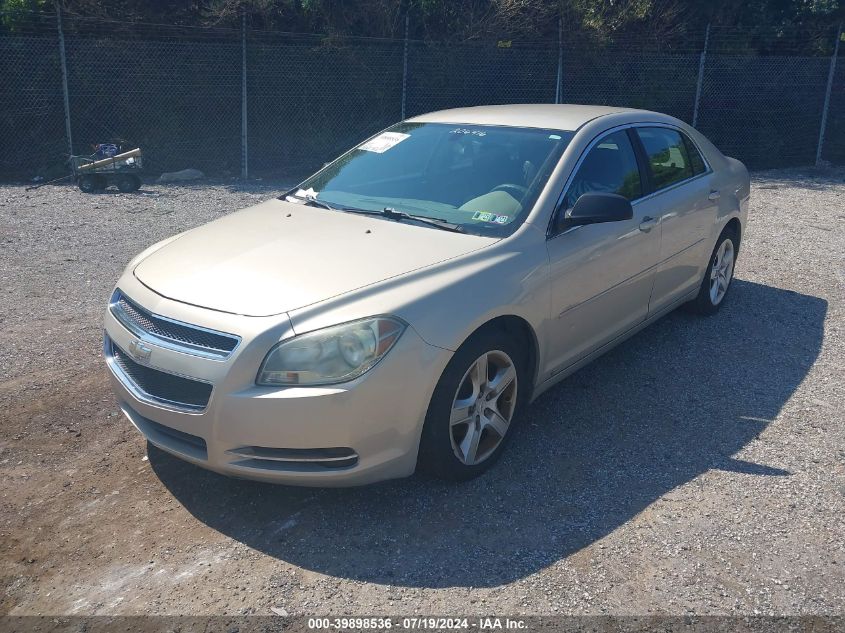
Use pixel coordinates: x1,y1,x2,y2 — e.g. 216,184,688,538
285,192,346,211
303,194,337,211
283,191,464,233
380,207,465,233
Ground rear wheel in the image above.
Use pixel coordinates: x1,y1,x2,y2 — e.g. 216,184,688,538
686,227,738,315
418,328,527,481
117,174,141,192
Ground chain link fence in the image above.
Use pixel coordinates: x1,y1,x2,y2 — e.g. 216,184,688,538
248,33,403,177
0,32,67,176
406,41,558,117
560,50,701,124
65,35,242,176
698,55,833,168
823,53,845,165
0,14,842,181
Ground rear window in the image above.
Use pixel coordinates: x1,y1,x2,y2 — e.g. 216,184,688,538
636,127,693,190
684,135,708,175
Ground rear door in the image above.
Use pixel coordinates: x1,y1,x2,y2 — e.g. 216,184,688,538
633,126,718,314
544,128,662,377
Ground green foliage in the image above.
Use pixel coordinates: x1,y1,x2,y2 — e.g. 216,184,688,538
1,0,48,29
2,0,841,43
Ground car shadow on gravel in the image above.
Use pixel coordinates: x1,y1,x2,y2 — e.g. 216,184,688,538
149,279,826,588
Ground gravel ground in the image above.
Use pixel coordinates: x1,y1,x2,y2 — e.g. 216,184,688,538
0,170,843,616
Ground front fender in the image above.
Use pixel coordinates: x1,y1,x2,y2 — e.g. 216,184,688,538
287,224,550,354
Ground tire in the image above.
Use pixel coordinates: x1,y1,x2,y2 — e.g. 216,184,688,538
78,175,99,193
417,327,528,481
685,226,739,315
117,175,141,193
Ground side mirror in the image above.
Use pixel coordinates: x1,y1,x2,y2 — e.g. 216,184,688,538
562,192,633,229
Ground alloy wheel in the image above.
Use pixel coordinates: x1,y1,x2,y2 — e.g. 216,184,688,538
449,350,518,466
709,238,735,305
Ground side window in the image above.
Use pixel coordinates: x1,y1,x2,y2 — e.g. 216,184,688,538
636,127,693,190
683,134,708,175
563,130,642,209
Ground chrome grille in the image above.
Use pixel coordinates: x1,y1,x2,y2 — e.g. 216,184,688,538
110,290,239,359
110,341,212,411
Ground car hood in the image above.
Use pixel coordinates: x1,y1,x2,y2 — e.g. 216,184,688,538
133,199,496,317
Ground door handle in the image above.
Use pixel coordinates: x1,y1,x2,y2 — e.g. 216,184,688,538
708,190,721,201
639,216,658,232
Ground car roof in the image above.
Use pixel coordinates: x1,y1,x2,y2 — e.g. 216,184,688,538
407,104,654,131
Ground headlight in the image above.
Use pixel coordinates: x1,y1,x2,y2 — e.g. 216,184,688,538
256,317,406,386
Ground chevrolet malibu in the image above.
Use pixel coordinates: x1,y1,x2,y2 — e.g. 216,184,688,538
104,104,749,485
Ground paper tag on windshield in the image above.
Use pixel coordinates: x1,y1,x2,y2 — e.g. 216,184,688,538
359,132,410,153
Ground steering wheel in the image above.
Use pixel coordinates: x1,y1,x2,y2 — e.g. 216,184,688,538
491,183,528,199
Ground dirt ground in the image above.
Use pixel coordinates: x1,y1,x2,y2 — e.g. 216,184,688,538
1,171,843,616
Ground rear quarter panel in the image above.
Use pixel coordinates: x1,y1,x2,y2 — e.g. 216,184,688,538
687,126,750,245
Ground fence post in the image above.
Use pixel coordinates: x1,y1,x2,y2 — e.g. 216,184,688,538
241,11,249,180
555,17,562,104
401,12,409,119
816,23,842,166
55,3,73,156
692,23,710,128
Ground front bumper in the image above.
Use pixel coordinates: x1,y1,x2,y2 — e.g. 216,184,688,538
103,277,451,486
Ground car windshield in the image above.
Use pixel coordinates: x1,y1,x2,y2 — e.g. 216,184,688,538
287,122,574,236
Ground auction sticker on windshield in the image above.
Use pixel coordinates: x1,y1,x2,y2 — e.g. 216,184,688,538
359,132,410,153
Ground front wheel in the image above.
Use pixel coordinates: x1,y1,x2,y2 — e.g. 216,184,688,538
686,228,738,315
78,175,99,193
417,328,527,481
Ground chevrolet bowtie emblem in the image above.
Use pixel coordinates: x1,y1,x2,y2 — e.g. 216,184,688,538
128,339,152,362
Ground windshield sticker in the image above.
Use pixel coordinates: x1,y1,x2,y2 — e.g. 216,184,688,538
450,128,487,137
358,132,410,153
472,211,510,224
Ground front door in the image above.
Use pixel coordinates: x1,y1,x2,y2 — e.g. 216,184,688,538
544,128,662,377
